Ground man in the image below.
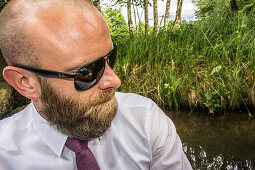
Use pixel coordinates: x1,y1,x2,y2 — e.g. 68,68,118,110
0,0,192,169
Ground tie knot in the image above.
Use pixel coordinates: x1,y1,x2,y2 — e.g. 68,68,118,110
65,137,88,153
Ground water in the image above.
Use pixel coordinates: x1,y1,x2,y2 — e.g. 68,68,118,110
169,111,255,170
183,144,254,169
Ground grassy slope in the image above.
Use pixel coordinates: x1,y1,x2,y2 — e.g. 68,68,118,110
115,11,255,115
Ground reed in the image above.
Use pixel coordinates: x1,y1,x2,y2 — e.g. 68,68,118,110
114,11,255,115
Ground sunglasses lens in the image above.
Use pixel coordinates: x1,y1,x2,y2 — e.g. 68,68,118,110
108,46,117,69
73,44,117,91
74,58,105,91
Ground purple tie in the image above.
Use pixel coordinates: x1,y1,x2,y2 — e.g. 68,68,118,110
65,138,100,170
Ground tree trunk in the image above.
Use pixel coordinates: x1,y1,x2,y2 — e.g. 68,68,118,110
132,0,137,32
127,0,134,37
172,0,183,29
164,0,171,30
138,9,143,34
230,0,238,12
144,0,149,35
153,0,158,33
91,0,101,12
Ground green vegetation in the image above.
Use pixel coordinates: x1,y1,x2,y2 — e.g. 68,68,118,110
193,0,255,18
0,51,30,116
0,81,12,113
0,5,254,116
113,10,255,115
102,8,129,41
0,0,8,11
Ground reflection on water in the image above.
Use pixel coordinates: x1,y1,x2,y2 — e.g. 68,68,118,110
183,144,254,169
169,111,255,170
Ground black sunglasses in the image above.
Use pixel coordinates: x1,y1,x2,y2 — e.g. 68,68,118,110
13,44,117,91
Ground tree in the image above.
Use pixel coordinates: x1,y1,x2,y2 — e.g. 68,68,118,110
144,0,149,35
135,22,153,34
153,0,158,33
193,0,219,18
164,0,171,30
103,8,129,41
132,0,145,34
132,0,138,30
91,0,101,11
172,0,183,29
193,0,255,18
127,0,134,37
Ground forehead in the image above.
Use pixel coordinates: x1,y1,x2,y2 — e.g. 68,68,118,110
24,3,112,71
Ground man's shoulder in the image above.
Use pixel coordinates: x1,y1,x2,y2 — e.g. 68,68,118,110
114,92,162,127
0,103,32,123
115,92,154,108
0,104,33,140
114,92,172,133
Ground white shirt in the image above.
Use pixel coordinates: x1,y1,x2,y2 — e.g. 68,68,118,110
0,92,192,170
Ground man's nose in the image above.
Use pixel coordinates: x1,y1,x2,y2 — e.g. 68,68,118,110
98,63,121,90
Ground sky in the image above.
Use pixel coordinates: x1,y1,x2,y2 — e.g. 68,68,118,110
102,0,197,26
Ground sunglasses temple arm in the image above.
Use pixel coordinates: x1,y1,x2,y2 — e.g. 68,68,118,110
13,65,75,79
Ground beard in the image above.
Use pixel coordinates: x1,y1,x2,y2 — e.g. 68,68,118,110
39,78,118,140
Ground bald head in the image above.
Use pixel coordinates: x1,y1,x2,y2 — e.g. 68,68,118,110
0,0,107,66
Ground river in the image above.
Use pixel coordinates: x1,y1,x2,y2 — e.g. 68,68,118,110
169,111,255,169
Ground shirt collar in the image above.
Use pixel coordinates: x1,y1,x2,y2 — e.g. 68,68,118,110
31,103,68,157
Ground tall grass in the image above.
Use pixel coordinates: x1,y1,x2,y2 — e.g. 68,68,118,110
114,11,255,115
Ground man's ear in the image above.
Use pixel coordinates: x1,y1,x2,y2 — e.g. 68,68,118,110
3,66,40,100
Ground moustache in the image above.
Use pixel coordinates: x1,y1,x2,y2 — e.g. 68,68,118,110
88,89,116,106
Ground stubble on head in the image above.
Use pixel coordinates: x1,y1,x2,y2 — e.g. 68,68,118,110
0,0,118,140
39,78,118,140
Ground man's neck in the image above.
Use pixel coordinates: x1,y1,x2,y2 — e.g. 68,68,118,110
33,99,48,121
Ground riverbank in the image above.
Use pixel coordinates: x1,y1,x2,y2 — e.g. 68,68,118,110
114,11,255,116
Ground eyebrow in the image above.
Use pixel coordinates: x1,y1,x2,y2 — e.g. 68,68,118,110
64,44,115,73
64,58,91,73
63,56,98,73
65,66,80,73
